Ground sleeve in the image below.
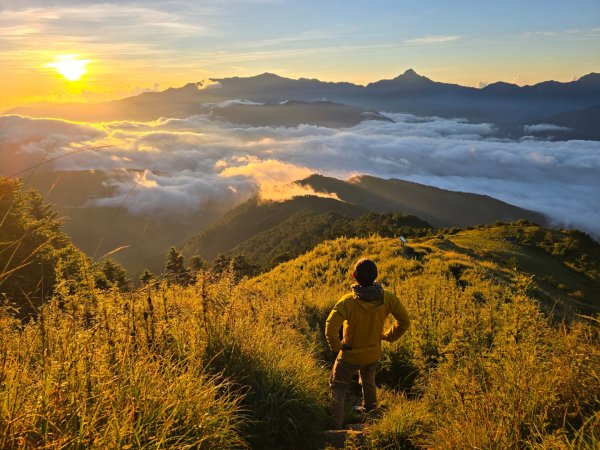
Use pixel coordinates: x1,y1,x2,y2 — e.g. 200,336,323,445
382,292,410,342
325,300,347,353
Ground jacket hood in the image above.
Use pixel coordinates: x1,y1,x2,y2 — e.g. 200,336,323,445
352,282,384,309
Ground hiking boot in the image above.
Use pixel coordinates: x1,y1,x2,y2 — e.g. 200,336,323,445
351,406,366,414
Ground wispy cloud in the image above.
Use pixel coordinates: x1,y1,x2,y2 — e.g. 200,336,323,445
522,31,557,37
0,3,389,82
238,26,359,49
220,158,341,201
523,124,571,133
0,4,215,66
405,35,462,45
521,27,600,39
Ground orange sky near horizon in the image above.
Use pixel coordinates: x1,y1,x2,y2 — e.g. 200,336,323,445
3,57,597,113
1,1,599,112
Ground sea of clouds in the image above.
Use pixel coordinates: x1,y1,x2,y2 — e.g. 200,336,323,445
1,112,599,236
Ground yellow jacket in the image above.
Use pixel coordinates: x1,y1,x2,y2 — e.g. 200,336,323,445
325,285,410,365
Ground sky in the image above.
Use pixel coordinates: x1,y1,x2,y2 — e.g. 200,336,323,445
1,0,600,110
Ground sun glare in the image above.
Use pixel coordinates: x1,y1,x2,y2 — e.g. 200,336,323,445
47,55,90,81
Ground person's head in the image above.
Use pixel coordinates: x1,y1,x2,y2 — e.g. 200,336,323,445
352,258,378,286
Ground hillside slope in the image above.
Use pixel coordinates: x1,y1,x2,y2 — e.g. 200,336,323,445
300,174,548,228
248,227,599,446
183,195,371,260
182,175,548,269
228,210,431,269
182,193,434,270
2,223,599,448
255,222,599,313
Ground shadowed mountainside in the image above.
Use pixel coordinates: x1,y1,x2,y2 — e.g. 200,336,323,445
183,195,372,261
228,210,430,270
22,170,233,276
210,100,393,127
182,175,548,270
183,197,432,270
530,104,600,140
299,174,548,228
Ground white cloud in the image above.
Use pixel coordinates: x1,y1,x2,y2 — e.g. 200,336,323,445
197,79,222,90
405,35,462,45
219,157,340,201
90,169,252,216
1,112,599,236
211,99,263,108
524,123,571,133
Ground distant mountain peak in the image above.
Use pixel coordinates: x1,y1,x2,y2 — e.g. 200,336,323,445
577,72,600,83
218,72,291,83
256,72,287,80
481,81,521,93
487,81,519,87
9,69,600,127
393,68,433,83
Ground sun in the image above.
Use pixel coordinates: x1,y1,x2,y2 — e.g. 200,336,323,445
47,55,91,81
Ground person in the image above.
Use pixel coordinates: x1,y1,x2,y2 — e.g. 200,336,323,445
325,258,410,429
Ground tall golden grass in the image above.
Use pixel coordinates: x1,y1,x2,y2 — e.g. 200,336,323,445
255,236,600,448
1,235,598,449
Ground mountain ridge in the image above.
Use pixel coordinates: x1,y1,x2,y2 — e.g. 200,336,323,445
254,223,600,313
182,174,549,270
7,69,600,127
299,174,547,227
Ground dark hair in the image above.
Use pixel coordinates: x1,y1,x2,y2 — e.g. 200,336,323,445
353,258,378,286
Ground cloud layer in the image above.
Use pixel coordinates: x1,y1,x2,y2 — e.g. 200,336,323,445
1,112,599,236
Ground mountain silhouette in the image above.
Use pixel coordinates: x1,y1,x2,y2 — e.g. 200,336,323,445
8,70,600,131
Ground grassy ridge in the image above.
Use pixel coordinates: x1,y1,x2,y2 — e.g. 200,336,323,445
1,230,599,448
445,222,600,310
254,233,600,447
256,222,600,313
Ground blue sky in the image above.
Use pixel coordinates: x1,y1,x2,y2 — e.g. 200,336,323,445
1,0,599,108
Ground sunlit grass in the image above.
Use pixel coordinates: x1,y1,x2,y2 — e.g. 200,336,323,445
1,232,599,448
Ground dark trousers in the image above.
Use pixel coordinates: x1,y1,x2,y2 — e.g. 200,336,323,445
328,355,377,428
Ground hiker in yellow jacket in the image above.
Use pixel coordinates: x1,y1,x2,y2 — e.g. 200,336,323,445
325,258,410,428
